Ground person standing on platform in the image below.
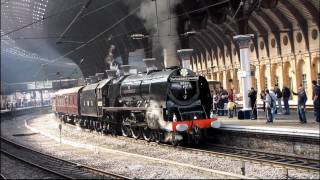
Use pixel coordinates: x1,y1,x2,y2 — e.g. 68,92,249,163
217,87,228,116
227,89,236,118
274,84,283,114
312,80,320,123
265,89,276,123
212,91,219,114
282,86,291,115
248,87,257,119
260,89,266,112
270,89,277,121
292,85,308,124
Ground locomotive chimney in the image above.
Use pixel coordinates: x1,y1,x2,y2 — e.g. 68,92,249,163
143,58,158,73
95,73,104,81
121,65,131,75
163,49,179,68
177,49,194,69
105,70,117,78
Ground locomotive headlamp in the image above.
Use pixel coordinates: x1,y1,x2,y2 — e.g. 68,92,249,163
176,124,189,132
211,120,221,128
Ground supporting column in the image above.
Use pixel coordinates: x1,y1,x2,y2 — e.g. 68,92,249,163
265,64,272,89
255,67,261,93
232,69,239,92
233,34,254,117
40,90,44,107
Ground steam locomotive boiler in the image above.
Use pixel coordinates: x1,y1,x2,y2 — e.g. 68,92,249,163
53,60,220,145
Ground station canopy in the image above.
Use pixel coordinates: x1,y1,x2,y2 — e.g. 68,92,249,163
1,0,319,82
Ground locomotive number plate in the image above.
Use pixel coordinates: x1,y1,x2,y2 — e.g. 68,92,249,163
170,76,199,82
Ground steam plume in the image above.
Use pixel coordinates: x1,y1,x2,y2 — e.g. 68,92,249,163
104,44,118,70
126,0,181,66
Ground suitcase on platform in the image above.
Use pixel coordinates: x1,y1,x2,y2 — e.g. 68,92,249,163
238,110,251,119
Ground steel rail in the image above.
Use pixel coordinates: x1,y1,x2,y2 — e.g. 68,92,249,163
1,150,74,179
188,143,320,172
0,137,130,179
0,173,7,180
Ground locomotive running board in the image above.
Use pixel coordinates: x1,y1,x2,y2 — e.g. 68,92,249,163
102,107,148,112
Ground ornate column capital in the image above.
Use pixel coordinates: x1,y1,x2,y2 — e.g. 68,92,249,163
233,34,254,49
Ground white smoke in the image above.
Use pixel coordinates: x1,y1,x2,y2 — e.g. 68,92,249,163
126,0,182,65
104,44,118,70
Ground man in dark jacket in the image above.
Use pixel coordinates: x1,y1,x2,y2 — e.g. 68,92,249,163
312,80,320,123
274,84,283,114
248,87,257,119
292,85,308,123
282,86,291,115
217,87,228,116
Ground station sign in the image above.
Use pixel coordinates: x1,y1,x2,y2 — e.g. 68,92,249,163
238,71,254,78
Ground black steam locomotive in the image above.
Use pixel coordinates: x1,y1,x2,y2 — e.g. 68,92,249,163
52,62,220,145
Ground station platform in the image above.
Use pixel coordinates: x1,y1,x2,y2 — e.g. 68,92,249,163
0,105,51,118
0,106,34,114
217,111,319,138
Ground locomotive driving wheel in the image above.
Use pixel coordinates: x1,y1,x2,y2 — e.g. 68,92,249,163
130,126,141,139
121,123,131,137
142,127,152,141
152,130,161,143
171,132,180,146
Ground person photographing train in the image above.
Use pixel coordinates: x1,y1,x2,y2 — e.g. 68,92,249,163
292,85,308,124
248,87,257,119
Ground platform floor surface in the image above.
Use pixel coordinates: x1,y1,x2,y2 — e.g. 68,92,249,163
217,110,319,137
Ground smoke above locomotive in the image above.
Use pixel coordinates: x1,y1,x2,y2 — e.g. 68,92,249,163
125,0,182,69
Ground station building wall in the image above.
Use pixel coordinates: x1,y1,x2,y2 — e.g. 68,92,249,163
192,25,320,103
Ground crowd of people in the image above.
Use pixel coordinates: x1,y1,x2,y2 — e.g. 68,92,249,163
212,80,320,124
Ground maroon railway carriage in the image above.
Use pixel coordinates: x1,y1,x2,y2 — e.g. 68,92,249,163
53,86,83,120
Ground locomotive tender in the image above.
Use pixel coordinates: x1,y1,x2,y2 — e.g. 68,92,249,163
52,59,220,144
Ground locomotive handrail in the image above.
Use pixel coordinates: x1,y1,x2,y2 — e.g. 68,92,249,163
102,107,164,112
102,107,148,111
202,105,208,118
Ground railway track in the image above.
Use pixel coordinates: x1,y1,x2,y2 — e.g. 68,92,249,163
196,143,320,172
0,137,130,179
120,136,320,172
63,120,320,173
